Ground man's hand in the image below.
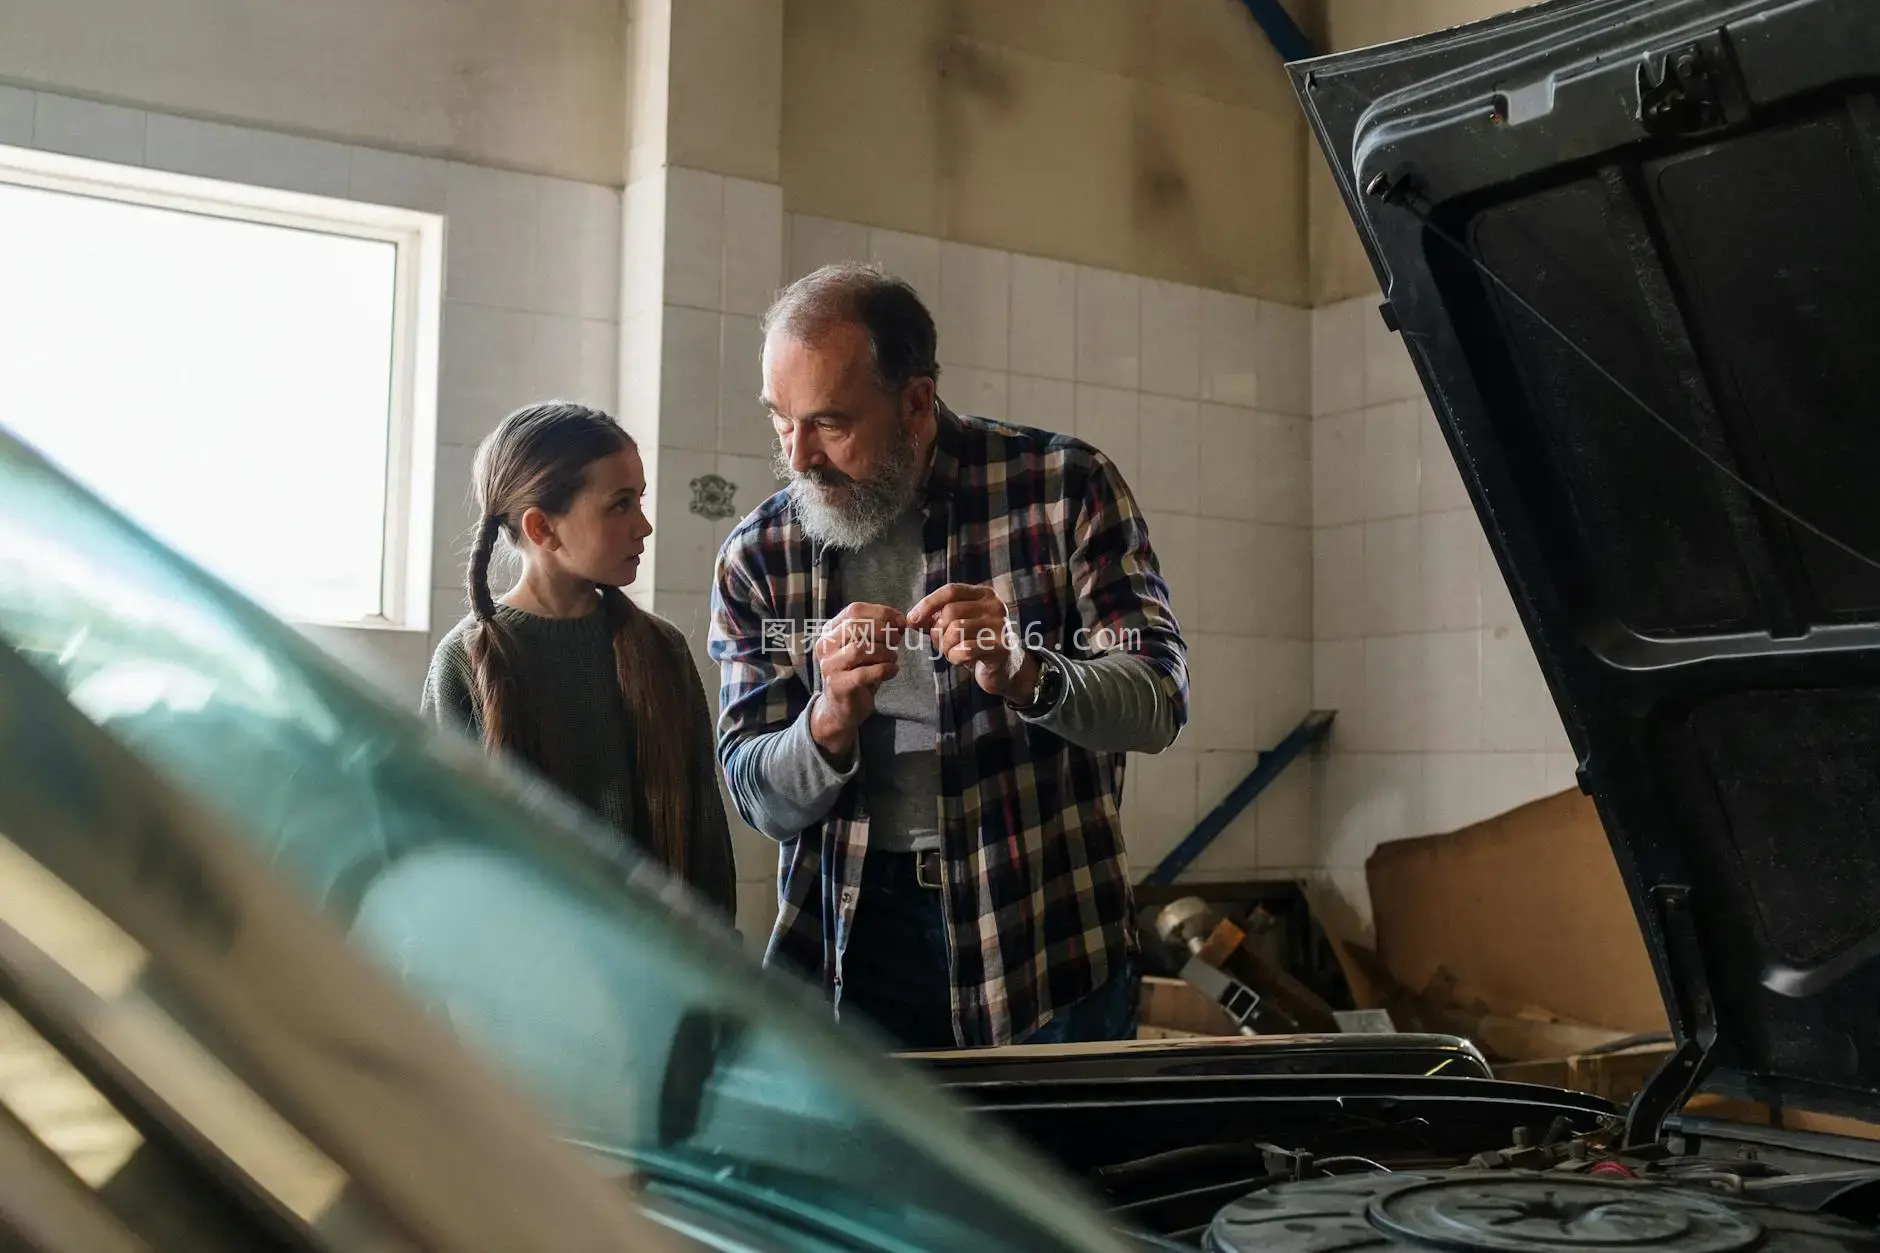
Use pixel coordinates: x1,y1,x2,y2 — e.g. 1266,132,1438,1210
908,583,1040,703
809,603,905,763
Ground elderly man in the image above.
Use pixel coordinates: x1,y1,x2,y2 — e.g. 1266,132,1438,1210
709,263,1188,1049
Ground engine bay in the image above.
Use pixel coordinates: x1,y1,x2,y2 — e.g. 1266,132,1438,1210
1096,1115,1880,1250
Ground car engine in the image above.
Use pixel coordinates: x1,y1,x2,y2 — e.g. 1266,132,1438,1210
1208,1170,1880,1252
1076,1112,1880,1251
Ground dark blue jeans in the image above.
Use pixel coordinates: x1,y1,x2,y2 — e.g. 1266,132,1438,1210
839,851,1139,1050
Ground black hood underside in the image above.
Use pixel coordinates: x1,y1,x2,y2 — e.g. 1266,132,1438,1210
1294,0,1880,1123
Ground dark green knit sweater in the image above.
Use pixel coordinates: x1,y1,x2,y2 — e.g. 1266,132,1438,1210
420,603,736,919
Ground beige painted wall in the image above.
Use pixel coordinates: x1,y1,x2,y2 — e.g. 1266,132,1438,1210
0,0,628,185
1309,0,1537,304
781,0,1313,304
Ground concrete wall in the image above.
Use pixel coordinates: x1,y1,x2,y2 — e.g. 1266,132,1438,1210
0,0,628,184
1309,0,1538,304
781,0,1314,305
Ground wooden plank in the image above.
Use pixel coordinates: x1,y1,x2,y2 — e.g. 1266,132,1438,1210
1302,881,1388,1010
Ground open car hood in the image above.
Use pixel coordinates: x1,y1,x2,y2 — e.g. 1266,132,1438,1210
1294,0,1880,1126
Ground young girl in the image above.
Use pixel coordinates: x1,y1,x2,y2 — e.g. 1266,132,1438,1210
421,401,735,918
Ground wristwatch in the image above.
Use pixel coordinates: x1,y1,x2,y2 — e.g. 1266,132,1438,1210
1007,649,1066,717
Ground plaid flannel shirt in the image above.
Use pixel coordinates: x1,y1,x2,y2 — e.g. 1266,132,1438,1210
708,406,1189,1045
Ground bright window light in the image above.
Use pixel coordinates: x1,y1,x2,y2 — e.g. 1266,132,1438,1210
0,147,441,629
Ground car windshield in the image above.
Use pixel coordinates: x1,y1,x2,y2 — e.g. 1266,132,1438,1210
0,425,1135,1253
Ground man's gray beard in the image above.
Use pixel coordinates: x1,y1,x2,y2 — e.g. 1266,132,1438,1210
776,420,920,550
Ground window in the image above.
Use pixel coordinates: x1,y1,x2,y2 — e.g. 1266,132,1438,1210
0,144,441,630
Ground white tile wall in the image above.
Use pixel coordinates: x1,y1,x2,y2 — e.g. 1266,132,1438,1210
787,214,869,282
1123,750,1200,874
718,314,770,457
537,178,622,323
1256,302,1312,418
1364,298,1424,405
445,164,539,310
1150,510,1201,632
721,179,785,317
866,229,942,301
1257,415,1312,527
769,213,1318,881
622,171,668,324
1422,509,1483,632
1311,412,1363,527
1200,289,1262,407
1312,298,1368,418
1256,526,1312,640
1256,639,1311,749
663,167,726,311
658,304,723,451
431,442,480,582
939,243,1010,372
1421,631,1482,753
1190,751,1258,879
628,170,787,614
946,366,1010,418
1310,293,1576,929
351,147,450,213
1136,395,1201,514
1198,522,1260,635
5,90,624,685
1313,525,1364,641
33,94,146,165
1141,279,1201,399
654,446,726,596
1361,401,1423,520
250,132,352,198
1074,384,1140,482
145,114,253,182
1075,267,1141,389
0,85,35,147
1008,375,1076,432
1010,255,1078,380
1199,404,1261,521
1362,518,1422,636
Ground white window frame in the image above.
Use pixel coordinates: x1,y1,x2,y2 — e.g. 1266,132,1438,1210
0,142,444,633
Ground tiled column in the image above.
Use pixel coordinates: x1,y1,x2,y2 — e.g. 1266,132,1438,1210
616,0,786,944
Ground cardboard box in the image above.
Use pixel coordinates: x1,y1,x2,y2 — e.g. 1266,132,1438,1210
1138,975,1240,1037
1496,1042,1674,1104
1367,790,1669,1036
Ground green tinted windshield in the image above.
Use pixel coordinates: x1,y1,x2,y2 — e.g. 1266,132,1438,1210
0,428,1134,1253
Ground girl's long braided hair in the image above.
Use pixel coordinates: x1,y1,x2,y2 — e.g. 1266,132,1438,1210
466,401,694,878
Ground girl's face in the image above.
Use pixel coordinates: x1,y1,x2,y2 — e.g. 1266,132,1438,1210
524,446,654,588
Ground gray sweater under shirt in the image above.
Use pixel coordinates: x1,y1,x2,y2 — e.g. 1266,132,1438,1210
724,504,1179,848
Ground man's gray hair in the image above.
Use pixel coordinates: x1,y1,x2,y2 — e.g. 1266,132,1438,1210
761,262,941,394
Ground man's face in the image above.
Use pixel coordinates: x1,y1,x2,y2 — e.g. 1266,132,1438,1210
762,321,935,549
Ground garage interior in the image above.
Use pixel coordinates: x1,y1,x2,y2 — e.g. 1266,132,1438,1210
13,0,1844,1199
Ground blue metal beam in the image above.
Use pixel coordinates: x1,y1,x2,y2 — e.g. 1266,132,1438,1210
1143,710,1336,886
1235,0,1319,63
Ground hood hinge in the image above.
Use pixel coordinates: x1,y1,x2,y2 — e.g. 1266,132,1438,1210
1623,884,1719,1148
1637,33,1749,137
